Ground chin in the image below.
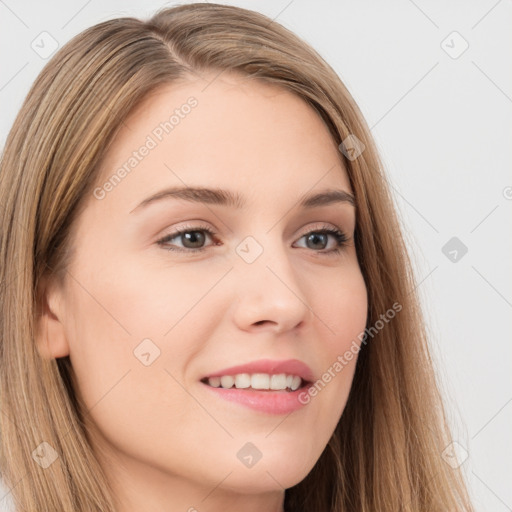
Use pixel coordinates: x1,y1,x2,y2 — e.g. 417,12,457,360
215,452,316,492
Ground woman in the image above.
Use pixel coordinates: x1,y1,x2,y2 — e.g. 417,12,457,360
0,3,474,511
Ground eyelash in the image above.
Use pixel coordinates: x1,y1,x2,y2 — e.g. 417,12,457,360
156,222,349,256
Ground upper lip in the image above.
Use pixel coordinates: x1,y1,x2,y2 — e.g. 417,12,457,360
201,358,315,383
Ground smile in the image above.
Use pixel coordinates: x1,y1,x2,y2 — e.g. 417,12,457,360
202,373,304,391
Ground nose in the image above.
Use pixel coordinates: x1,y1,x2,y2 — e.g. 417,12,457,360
231,236,311,334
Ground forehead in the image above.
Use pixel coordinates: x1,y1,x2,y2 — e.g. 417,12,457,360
93,72,352,212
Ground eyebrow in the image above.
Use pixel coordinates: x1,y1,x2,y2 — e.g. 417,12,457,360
129,186,355,214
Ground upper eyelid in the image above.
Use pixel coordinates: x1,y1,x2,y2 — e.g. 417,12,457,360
161,221,347,238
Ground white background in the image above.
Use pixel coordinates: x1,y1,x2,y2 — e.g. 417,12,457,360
1,1,511,511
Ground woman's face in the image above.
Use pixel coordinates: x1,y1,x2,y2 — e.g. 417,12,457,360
39,73,368,510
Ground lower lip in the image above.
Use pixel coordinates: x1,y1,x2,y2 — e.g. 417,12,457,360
200,382,312,415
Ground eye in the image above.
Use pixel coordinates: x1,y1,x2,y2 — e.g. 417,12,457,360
156,223,218,253
292,225,349,256
156,223,350,255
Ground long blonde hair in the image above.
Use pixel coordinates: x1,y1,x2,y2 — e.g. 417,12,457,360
0,3,474,511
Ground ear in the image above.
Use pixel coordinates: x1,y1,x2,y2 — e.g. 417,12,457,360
34,275,70,360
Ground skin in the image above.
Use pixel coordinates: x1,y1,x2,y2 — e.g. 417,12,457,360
36,72,368,512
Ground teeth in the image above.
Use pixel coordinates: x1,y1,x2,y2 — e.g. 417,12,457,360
208,376,221,388
235,373,251,389
206,373,303,391
251,373,269,389
270,374,287,389
290,375,301,391
220,375,235,389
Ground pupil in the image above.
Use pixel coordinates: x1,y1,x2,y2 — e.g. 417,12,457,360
183,231,205,248
307,233,327,249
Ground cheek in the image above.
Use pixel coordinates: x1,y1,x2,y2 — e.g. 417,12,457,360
304,265,367,416
68,250,217,348
314,263,368,353
63,258,212,470
64,252,220,422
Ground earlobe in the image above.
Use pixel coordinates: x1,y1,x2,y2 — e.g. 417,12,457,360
34,279,70,360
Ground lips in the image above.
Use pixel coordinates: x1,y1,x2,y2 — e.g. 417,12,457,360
199,358,315,415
